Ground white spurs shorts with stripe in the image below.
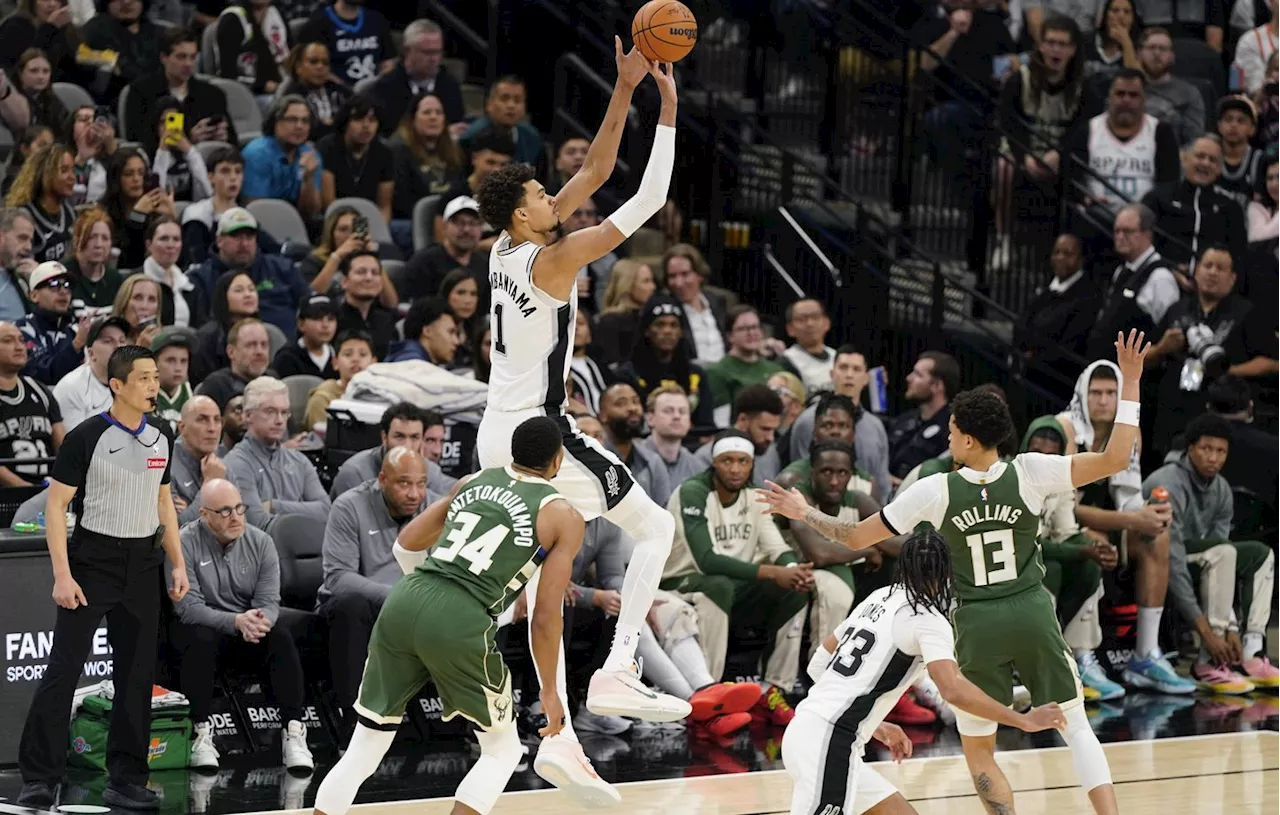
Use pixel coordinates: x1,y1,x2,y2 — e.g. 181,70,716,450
782,710,898,815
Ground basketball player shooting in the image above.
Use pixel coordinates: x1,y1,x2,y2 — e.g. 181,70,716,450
760,330,1152,815
472,38,688,805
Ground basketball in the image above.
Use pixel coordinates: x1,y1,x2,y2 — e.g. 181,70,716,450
631,0,698,64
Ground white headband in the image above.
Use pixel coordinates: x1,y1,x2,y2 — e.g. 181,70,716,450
711,436,755,461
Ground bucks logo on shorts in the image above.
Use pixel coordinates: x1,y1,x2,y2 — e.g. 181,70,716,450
420,467,561,615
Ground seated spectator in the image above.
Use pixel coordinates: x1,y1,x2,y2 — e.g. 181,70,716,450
6,143,79,263
272,294,337,379
886,351,959,484
16,259,82,385
568,307,611,416
786,346,891,499
780,298,836,394
317,94,394,224
370,19,463,134
189,207,311,340
460,75,543,166
1143,415,1278,691
221,393,246,449
302,206,367,297
591,259,654,364
170,394,226,525
139,216,201,327
224,375,330,529
122,27,235,157
597,382,672,505
213,0,288,101
0,320,62,486
1251,52,1278,150
193,272,262,383
705,305,786,420
335,250,397,359
318,445,426,732
329,401,454,498
109,272,162,347
1232,5,1277,94
1141,135,1248,269
1248,154,1278,241
196,316,273,409
1137,28,1204,146
402,195,487,302
1085,203,1179,358
1138,0,1225,45
438,267,480,368
67,105,115,206
545,136,589,195
52,314,128,429
2,124,54,200
661,430,808,726
768,370,805,462
11,49,67,133
64,206,121,310
638,385,702,488
1147,245,1277,453
275,42,350,142
241,96,322,220
692,384,784,483
614,294,715,430
148,96,213,204
80,0,163,86
1063,69,1179,221
1022,0,1102,43
299,0,395,86
302,328,373,428
0,208,35,320
180,146,242,266
173,478,313,771
0,65,30,136
1215,96,1264,212
559,197,616,315
102,150,178,270
1202,374,1278,498
0,0,83,80
150,326,195,430
1014,233,1099,375
386,296,457,364
469,317,491,383
389,93,465,225
663,243,724,364
432,128,514,243
779,391,877,496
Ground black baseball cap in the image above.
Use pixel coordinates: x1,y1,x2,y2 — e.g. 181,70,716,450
1218,94,1258,126
298,295,339,320
87,316,132,345
150,326,198,354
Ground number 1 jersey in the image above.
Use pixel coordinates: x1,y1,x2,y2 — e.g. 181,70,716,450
418,466,562,615
881,454,1074,602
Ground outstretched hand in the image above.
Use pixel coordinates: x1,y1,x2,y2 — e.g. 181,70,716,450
615,36,652,90
649,60,677,104
1114,329,1150,383
756,481,811,521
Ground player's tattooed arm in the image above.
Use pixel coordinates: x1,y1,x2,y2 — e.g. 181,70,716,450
801,507,863,547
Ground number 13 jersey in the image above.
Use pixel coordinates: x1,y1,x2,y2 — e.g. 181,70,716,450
485,233,576,415
797,585,955,744
881,454,1075,602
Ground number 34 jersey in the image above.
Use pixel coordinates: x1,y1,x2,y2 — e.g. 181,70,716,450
797,585,955,744
418,466,563,616
881,454,1075,602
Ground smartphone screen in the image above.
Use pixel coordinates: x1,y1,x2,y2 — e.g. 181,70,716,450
353,215,369,236
144,173,160,193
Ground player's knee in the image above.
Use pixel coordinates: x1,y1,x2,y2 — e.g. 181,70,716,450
475,720,523,771
1062,703,1112,790
814,570,854,615
1236,540,1272,573
1078,558,1103,591
699,577,735,613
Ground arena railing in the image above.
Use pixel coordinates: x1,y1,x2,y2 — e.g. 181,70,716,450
423,0,500,86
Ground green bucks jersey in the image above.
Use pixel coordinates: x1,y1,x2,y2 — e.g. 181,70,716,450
778,457,875,498
419,466,562,615
881,454,1074,602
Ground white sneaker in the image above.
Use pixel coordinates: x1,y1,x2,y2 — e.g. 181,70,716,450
191,721,220,769
911,676,955,726
575,708,632,735
281,721,314,771
533,735,621,807
586,663,692,722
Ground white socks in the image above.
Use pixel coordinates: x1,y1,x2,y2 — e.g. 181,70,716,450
1243,632,1265,660
1136,606,1163,657
669,636,716,690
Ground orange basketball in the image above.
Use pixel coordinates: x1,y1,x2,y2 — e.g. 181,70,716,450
631,0,698,64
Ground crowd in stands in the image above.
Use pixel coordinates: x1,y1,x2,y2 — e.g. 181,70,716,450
0,0,1273,777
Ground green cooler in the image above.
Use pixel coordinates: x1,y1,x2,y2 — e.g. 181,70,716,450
68,695,192,771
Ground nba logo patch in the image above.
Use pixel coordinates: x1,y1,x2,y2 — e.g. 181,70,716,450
980,487,989,503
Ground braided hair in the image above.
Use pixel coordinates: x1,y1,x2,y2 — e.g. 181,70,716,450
894,528,954,617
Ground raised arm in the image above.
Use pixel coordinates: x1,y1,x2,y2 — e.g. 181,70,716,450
1069,330,1148,488
532,61,677,298
553,37,649,219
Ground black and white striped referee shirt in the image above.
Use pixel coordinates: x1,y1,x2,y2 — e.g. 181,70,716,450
52,413,175,539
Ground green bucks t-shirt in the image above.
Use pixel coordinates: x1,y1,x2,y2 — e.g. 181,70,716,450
420,466,561,615
779,457,875,498
880,454,1074,602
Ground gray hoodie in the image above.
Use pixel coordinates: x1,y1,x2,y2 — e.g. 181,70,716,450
1142,451,1233,624
317,478,413,606
224,434,331,529
788,403,891,501
174,520,281,635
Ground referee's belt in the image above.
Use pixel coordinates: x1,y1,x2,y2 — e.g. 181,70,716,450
75,526,162,548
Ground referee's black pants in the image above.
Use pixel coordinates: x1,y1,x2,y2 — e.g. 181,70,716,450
174,621,306,724
19,534,164,787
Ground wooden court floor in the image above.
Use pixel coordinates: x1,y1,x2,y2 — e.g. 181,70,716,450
241,730,1278,815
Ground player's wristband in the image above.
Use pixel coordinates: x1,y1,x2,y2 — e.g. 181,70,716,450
1115,400,1140,427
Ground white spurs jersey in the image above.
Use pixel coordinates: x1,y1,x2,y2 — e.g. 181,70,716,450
485,232,577,414
1086,113,1159,206
797,585,956,745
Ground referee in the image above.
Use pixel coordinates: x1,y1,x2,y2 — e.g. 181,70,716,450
16,345,189,811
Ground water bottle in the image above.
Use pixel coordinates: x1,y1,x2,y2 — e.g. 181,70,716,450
36,511,45,530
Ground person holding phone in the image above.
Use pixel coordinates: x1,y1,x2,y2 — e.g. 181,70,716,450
102,150,176,269
67,105,118,205
122,28,237,157
150,98,212,203
111,272,165,349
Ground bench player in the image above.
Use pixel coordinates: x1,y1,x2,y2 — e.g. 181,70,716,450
784,530,1066,815
473,40,689,802
760,331,1152,815
312,418,591,815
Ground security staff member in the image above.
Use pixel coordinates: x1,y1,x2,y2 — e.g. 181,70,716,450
16,345,190,811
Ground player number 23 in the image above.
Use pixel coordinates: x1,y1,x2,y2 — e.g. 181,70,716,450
965,529,1017,587
432,511,508,575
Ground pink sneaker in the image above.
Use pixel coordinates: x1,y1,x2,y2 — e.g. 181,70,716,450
1192,662,1255,695
1240,655,1280,689
586,663,692,722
